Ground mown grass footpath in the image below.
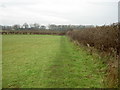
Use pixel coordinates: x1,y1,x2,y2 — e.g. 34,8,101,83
3,35,106,88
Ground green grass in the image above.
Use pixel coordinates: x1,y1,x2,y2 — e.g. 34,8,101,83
2,35,106,88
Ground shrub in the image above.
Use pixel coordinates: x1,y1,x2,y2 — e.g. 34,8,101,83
67,23,119,54
67,23,119,88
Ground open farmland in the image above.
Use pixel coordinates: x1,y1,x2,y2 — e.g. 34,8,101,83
2,35,106,88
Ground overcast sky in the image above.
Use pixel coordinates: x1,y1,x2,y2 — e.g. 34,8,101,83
0,0,119,26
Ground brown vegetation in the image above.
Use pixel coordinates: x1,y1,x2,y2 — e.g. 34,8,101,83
0,30,66,35
67,23,119,88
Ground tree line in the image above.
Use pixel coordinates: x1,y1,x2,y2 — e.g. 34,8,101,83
0,23,94,31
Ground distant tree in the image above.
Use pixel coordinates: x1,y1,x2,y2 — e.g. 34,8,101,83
40,25,46,30
33,23,40,30
2,26,12,30
48,24,57,30
12,24,20,30
23,23,29,29
30,24,34,29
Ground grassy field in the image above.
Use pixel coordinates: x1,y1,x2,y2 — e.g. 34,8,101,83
2,35,106,88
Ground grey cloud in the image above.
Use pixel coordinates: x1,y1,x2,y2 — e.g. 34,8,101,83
0,0,118,25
